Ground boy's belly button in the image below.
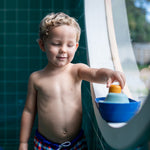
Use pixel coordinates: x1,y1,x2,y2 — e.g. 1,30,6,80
63,128,68,135
63,128,67,134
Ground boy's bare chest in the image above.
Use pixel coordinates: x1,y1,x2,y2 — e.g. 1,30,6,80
35,75,80,99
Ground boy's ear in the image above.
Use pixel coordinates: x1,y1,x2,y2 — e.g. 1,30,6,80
75,43,79,51
38,39,45,52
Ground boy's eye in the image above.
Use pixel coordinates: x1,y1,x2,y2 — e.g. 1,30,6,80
51,42,60,46
68,44,74,47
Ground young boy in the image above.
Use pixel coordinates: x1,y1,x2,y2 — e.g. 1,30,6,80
19,12,125,150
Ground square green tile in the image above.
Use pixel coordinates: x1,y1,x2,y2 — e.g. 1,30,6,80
5,58,16,69
30,0,40,9
17,0,28,9
17,22,28,33
5,46,17,57
40,10,53,19
5,23,16,33
0,45,4,55
53,0,65,9
6,129,17,139
41,0,53,9
0,25,4,36
0,0,4,9
16,46,28,57
17,95,26,103
0,129,5,140
17,35,28,45
0,83,4,93
17,10,28,21
0,34,4,46
17,70,29,81
5,0,17,9
7,104,17,117
5,34,17,45
17,82,27,93
5,82,17,93
29,34,38,44
0,105,5,118
30,22,39,33
29,45,41,57
29,10,41,21
0,11,4,23
6,11,16,21
0,94,4,104
6,95,16,104
17,58,28,68
5,70,16,81
0,70,4,79
29,58,41,71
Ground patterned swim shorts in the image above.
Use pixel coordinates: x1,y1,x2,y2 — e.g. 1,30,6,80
34,129,88,150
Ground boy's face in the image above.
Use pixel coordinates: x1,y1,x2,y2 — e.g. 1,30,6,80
40,25,79,68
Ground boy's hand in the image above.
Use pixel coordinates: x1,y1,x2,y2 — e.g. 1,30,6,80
106,71,125,89
19,143,28,150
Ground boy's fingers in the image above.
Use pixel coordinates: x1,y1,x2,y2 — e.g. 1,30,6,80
116,72,126,89
106,72,126,89
119,72,126,88
106,78,113,88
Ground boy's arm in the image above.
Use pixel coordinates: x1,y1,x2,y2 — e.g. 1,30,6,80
19,73,37,150
77,64,125,88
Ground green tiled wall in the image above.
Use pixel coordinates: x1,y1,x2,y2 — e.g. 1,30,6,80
0,0,106,149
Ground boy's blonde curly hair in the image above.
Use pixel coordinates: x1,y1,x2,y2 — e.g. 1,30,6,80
39,12,81,42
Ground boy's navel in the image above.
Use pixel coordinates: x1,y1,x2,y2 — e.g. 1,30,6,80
63,128,67,135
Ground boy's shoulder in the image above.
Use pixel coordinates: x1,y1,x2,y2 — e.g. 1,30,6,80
29,70,43,82
30,70,42,77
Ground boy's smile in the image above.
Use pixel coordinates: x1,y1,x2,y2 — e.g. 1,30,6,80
40,25,79,68
56,56,68,61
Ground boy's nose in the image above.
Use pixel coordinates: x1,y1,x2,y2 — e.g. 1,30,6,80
59,45,67,53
